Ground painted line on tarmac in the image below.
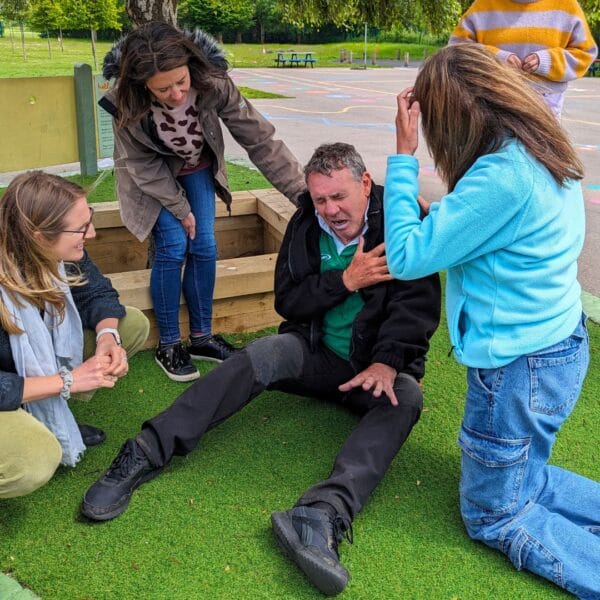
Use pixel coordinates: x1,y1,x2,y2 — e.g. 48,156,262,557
563,117,600,127
259,104,395,115
243,69,410,96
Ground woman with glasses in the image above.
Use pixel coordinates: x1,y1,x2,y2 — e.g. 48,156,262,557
384,44,599,597
0,171,149,499
100,22,305,382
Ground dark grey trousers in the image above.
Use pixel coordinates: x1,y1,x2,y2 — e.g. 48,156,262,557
137,333,423,521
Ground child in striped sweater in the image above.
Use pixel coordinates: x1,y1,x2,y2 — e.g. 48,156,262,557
449,0,597,117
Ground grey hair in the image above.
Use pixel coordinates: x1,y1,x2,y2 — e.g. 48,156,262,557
304,143,366,183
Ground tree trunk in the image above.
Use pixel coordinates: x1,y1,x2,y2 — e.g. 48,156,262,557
235,31,242,43
46,28,52,58
90,28,97,70
19,21,26,61
59,28,64,52
126,0,178,26
260,23,265,44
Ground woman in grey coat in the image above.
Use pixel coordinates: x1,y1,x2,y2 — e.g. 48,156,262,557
101,22,305,382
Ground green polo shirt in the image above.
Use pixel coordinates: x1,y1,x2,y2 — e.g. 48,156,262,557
320,232,365,360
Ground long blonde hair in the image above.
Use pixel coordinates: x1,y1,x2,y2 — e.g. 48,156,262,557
412,44,584,191
0,171,86,334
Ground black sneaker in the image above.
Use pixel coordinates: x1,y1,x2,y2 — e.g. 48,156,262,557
78,423,106,447
155,341,199,382
188,334,236,363
80,439,160,521
271,506,352,596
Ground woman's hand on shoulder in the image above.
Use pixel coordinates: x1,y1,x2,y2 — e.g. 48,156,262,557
395,87,419,155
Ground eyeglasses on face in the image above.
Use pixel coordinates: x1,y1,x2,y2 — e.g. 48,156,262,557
61,206,94,237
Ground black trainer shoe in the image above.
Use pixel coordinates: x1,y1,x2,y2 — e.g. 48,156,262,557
155,341,199,382
188,334,237,363
271,506,353,596
80,439,160,521
78,423,106,447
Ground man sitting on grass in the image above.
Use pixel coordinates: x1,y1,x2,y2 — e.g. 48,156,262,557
80,143,441,596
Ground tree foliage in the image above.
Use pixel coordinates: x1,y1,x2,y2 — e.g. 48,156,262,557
276,0,468,33
179,0,254,39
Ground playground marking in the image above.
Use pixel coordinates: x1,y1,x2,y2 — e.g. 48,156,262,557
260,104,396,115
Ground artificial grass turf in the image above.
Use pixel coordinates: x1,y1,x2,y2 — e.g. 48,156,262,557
1,321,597,599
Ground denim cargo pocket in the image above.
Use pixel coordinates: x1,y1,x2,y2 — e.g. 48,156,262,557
527,333,586,417
458,424,530,515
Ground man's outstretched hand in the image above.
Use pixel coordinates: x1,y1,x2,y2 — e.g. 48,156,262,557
338,362,399,406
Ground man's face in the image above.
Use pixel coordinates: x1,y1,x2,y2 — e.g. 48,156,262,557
308,168,372,245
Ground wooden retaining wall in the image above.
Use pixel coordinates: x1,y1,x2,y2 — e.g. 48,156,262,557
87,189,295,347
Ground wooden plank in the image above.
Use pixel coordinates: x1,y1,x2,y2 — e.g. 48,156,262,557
139,292,280,348
254,189,295,237
91,194,258,229
263,222,284,254
107,253,278,310
86,228,150,272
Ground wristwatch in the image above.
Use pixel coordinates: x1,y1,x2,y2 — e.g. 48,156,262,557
96,327,122,346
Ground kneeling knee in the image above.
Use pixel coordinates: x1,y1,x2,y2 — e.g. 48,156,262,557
0,430,61,499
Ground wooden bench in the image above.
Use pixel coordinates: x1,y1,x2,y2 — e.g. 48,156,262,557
88,189,296,347
274,51,317,67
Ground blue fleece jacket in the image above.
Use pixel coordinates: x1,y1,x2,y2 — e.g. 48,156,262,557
384,139,584,368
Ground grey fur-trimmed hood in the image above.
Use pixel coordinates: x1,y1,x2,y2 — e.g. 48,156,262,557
102,27,229,80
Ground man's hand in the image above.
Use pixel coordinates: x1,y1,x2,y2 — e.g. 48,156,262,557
342,238,393,292
521,53,540,73
338,362,399,406
181,212,196,240
395,87,420,155
506,54,522,69
95,333,129,378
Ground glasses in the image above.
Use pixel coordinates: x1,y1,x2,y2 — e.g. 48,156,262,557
61,206,94,237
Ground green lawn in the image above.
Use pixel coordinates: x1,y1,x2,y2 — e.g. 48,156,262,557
0,163,270,201
1,312,597,598
0,33,436,78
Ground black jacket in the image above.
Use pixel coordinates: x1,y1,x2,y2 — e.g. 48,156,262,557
0,252,126,411
275,183,441,379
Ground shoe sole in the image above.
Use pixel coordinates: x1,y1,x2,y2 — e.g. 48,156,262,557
154,356,200,382
271,511,349,596
187,354,225,363
80,468,161,521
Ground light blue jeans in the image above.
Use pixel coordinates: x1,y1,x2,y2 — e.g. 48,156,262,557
459,314,600,599
150,167,217,344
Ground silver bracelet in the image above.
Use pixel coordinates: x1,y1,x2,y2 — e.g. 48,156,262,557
58,366,73,401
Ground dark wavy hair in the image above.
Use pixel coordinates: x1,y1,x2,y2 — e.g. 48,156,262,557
113,22,225,128
412,44,584,191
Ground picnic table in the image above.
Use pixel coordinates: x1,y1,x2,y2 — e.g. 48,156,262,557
274,51,317,67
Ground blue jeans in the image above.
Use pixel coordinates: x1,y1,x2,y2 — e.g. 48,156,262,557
150,168,217,344
459,314,600,599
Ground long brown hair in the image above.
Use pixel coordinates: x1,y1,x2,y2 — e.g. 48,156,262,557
0,171,86,334
114,22,224,128
412,44,584,191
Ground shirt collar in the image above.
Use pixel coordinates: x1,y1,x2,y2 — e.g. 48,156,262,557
316,204,369,254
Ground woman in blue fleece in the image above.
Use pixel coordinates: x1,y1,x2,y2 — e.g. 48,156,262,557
384,44,599,598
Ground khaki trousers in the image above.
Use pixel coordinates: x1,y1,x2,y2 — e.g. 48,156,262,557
0,307,149,499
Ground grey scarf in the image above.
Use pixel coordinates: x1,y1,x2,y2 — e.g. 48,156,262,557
1,263,85,466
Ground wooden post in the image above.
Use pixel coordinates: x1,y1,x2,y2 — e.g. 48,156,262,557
74,63,98,177
404,52,409,67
